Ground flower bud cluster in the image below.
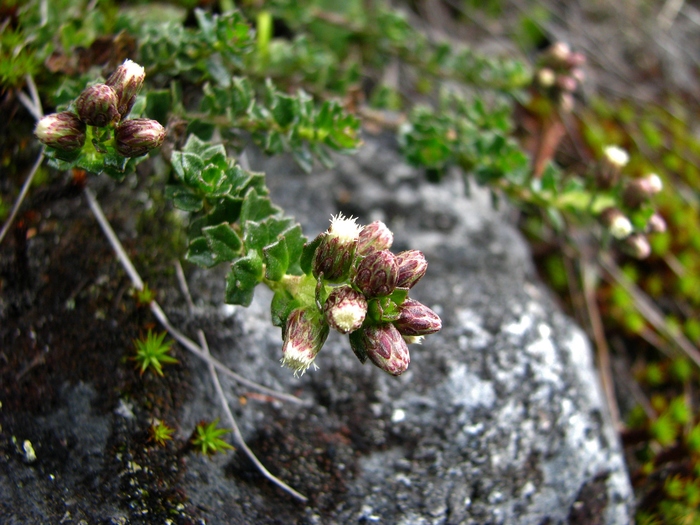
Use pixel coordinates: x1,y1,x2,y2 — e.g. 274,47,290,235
534,42,586,113
590,141,664,260
280,216,441,377
34,59,165,159
598,204,655,260
597,173,665,260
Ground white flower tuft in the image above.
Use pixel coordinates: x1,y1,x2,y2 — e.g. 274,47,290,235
537,68,556,87
34,115,55,140
328,213,362,243
603,146,629,168
280,343,318,377
330,302,365,333
609,215,633,239
645,173,663,194
121,59,145,81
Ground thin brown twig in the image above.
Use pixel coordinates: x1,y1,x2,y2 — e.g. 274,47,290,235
173,259,308,500
198,331,308,502
0,152,45,245
581,261,622,431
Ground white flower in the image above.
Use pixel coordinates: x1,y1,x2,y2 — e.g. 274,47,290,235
328,213,362,242
609,215,633,240
603,146,629,168
280,341,319,377
645,173,663,194
537,68,556,88
328,300,366,333
121,59,145,82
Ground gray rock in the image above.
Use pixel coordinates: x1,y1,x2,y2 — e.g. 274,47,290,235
0,134,633,524
178,134,633,523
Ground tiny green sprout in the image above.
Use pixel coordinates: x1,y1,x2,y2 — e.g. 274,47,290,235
687,423,700,453
149,420,175,447
131,330,178,376
134,284,156,306
191,419,234,455
650,413,678,446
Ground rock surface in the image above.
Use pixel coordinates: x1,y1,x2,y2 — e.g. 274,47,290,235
0,134,633,524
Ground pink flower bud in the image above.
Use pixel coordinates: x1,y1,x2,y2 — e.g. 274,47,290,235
623,175,662,209
280,308,329,376
34,111,86,151
646,213,666,234
354,249,399,298
548,42,571,63
566,52,586,68
556,75,577,92
75,83,120,127
351,323,410,376
395,250,428,289
394,298,442,336
621,233,651,260
323,286,367,334
357,220,393,256
115,118,166,157
313,214,362,282
106,59,146,119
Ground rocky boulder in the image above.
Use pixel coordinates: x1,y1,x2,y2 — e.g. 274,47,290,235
0,134,632,524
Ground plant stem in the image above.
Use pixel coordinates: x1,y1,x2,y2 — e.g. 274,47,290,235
0,151,45,245
198,331,308,502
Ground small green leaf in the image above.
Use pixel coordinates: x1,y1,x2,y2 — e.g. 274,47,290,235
145,90,171,124
171,151,204,183
240,188,280,223
300,233,324,275
280,224,306,275
186,237,218,268
207,195,243,224
131,330,177,376
203,223,243,262
292,145,314,173
263,237,289,281
349,329,368,364
270,290,298,328
168,187,203,212
272,92,297,128
225,251,263,306
232,76,254,113
263,130,287,154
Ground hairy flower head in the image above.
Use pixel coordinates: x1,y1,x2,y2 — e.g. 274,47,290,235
280,308,329,376
328,213,363,242
324,286,368,334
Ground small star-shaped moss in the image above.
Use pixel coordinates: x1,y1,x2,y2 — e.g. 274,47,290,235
149,420,175,447
191,419,234,455
131,330,178,376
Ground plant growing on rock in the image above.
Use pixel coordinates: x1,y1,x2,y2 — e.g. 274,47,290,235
34,50,442,378
3,0,695,513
